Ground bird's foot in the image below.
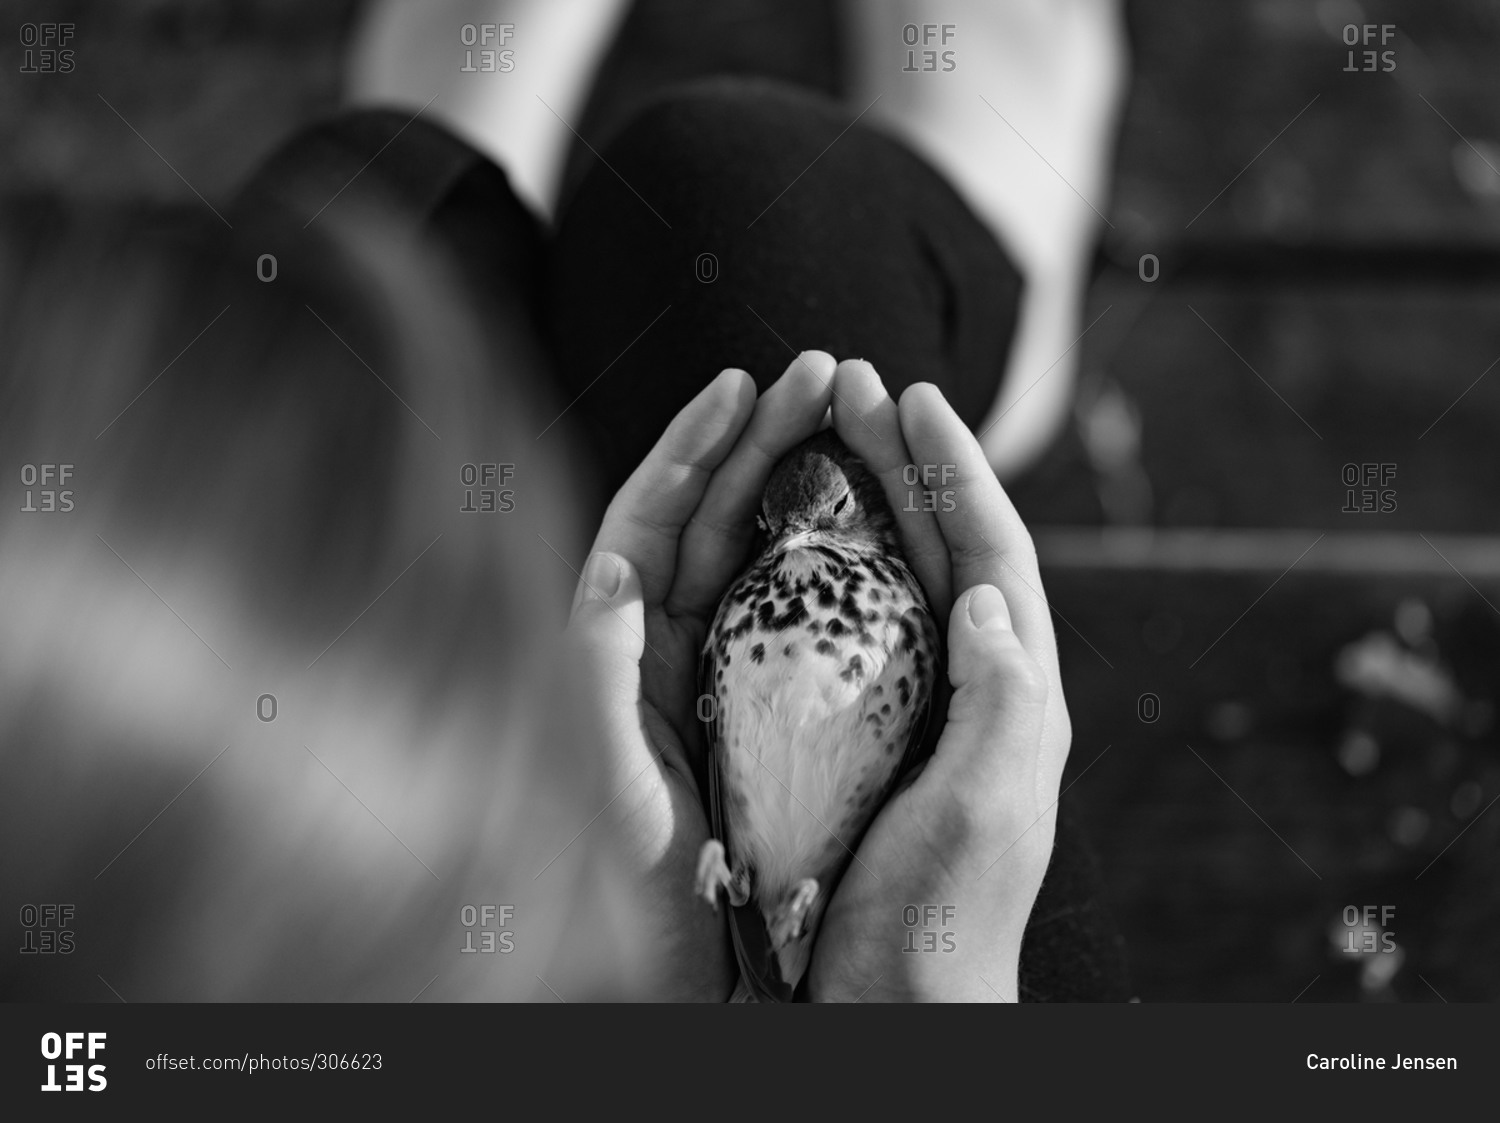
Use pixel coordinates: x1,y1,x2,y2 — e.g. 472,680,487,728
694,841,750,910
769,878,820,947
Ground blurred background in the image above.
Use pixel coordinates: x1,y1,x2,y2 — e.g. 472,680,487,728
3,0,1499,1001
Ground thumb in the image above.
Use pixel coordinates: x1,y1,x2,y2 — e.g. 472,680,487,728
927,584,1049,802
565,552,647,739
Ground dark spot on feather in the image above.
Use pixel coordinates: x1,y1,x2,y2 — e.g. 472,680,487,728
816,639,837,656
872,685,883,696
773,597,809,630
806,620,821,635
880,703,891,716
840,655,864,682
784,644,796,657
896,677,910,706
749,643,765,664
869,588,882,603
817,583,838,608
826,619,846,637
899,615,922,654
839,594,863,624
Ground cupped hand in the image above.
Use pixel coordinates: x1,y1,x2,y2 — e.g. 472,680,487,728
560,351,842,1000
807,361,1073,1002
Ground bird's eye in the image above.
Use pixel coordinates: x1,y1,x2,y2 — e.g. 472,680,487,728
832,492,850,515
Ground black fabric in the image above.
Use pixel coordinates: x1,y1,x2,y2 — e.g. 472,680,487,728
558,0,846,209
232,108,547,327
549,78,1022,497
234,87,1126,1001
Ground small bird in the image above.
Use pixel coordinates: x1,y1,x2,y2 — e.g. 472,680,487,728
696,430,941,1001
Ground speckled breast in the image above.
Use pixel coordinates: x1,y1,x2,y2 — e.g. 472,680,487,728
705,537,940,897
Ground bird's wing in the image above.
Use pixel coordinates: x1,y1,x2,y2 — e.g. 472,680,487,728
889,602,947,798
700,645,795,1003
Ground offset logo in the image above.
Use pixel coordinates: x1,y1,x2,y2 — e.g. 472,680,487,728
459,23,514,73
459,904,515,953
459,463,516,513
40,1032,107,1092
1342,463,1396,514
19,464,74,513
902,464,957,513
901,23,956,72
18,23,75,73
18,903,76,954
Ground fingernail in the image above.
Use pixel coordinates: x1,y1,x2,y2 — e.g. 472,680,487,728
968,584,1011,630
581,552,622,601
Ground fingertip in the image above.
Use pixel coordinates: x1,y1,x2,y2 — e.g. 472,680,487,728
899,381,942,407
707,367,755,414
832,358,885,411
947,585,1026,674
945,586,1047,707
728,368,759,419
572,550,641,617
834,356,879,381
965,584,1012,632
667,368,757,472
787,349,836,389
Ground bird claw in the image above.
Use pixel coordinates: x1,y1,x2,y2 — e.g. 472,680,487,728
695,840,751,910
769,878,820,947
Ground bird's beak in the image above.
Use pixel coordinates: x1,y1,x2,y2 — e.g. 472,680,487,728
775,529,818,555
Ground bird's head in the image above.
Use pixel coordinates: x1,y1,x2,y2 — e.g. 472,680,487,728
760,430,897,551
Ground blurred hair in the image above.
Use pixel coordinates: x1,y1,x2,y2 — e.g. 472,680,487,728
0,195,643,1001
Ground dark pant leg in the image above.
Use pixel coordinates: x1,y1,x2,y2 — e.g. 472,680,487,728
228,108,555,425
548,77,1022,497
232,109,545,309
